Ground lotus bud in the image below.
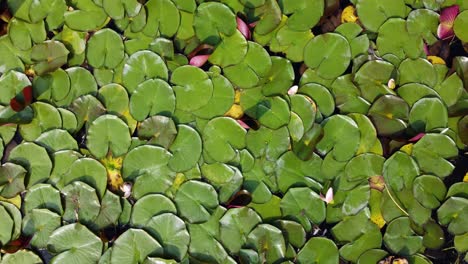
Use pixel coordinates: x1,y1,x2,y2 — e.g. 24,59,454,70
287,85,298,95
319,187,334,204
409,133,425,142
237,120,250,129
120,182,132,199
189,54,210,67
387,78,396,89
437,5,459,40
237,17,251,39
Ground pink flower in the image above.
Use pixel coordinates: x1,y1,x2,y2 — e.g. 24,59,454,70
319,187,334,204
437,5,459,40
189,54,210,67
237,17,251,39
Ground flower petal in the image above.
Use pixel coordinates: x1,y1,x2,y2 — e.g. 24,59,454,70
409,133,425,142
237,120,250,129
325,187,334,203
287,85,298,95
237,17,251,39
437,5,459,39
189,54,210,67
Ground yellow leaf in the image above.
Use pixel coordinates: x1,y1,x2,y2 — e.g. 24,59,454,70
224,104,243,119
400,143,413,155
0,195,22,209
341,6,358,23
427,56,446,65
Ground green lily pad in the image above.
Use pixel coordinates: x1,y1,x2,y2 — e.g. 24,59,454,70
8,18,46,51
246,224,286,263
209,30,248,67
87,29,125,69
356,249,388,264
22,208,61,249
122,145,175,199
396,83,439,107
281,0,324,31
91,190,122,230
384,151,420,191
434,73,464,107
131,194,177,227
219,207,262,254
68,95,106,131
0,250,43,264
298,83,335,117
224,42,272,89
276,151,323,193
412,134,458,178
174,180,218,223
437,197,468,235
59,157,107,198
368,95,409,136
253,0,283,36
413,175,446,209
409,97,448,132
454,10,468,42
31,40,69,76
35,129,78,152
296,237,338,264
201,163,243,203
86,114,131,159
339,224,382,263
0,71,31,105
0,36,25,74
0,163,26,199
383,217,423,255
122,50,169,93
399,58,437,87
241,90,291,129
192,71,235,119
356,0,407,32
316,115,360,162
8,142,52,188
280,187,325,231
345,154,385,182
193,2,236,45
407,9,439,45
129,79,176,121
171,65,213,112
62,181,101,225
19,102,62,141
35,73,73,107
168,125,202,172
304,33,351,79
23,183,63,215
143,0,180,37
46,151,81,187
246,126,289,159
137,116,177,148
202,117,246,163
63,1,108,31
342,185,371,216
145,213,190,261
353,60,395,103
102,0,142,19
47,223,103,264
111,228,163,264
376,18,423,60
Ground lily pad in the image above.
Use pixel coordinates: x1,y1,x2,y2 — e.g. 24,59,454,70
168,125,202,172
22,209,61,249
62,181,101,225
171,65,213,112
145,213,190,261
304,33,351,79
174,180,218,223
383,217,423,255
47,223,103,264
193,2,237,45
356,0,407,32
280,187,325,231
246,224,286,263
129,79,176,121
8,142,52,188
297,237,338,264
86,114,132,159
131,194,177,227
0,163,26,199
122,50,169,93
110,228,163,264
87,29,125,69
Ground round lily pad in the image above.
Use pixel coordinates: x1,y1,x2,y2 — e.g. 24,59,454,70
86,28,125,69
111,228,163,264
383,217,423,255
296,237,339,264
86,114,132,159
47,223,103,264
171,65,213,112
129,79,176,121
454,10,468,42
174,180,218,223
193,2,237,45
304,33,351,79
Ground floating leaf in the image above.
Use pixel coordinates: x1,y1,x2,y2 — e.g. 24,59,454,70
122,50,168,93
87,29,125,69
129,79,175,121
383,217,423,255
47,223,103,264
86,114,131,159
280,187,325,231
22,209,61,249
203,117,246,163
193,2,237,45
131,194,177,227
246,224,286,263
296,237,339,264
174,180,218,223
168,125,202,172
304,33,351,79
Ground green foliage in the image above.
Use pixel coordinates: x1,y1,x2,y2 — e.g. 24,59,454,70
0,0,467,263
